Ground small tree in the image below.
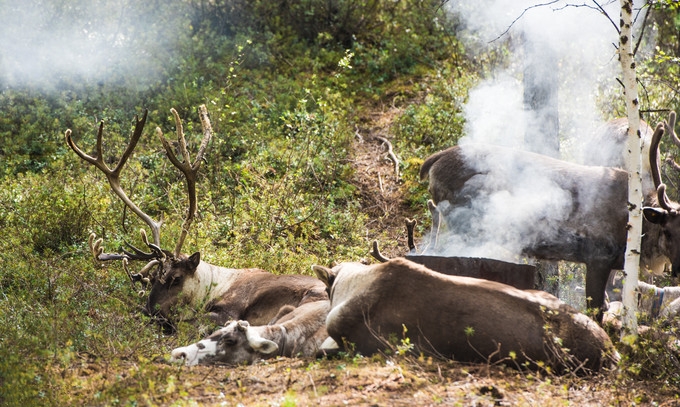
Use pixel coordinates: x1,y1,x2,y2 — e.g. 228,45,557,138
619,0,641,338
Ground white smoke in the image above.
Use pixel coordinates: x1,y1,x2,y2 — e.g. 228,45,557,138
419,1,651,272
451,0,624,152
0,1,184,90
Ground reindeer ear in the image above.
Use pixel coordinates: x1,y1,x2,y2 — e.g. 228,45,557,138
243,327,279,355
188,252,201,269
251,338,279,355
643,207,668,225
312,265,335,290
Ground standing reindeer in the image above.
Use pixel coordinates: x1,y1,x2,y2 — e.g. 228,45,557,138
583,112,679,210
65,106,327,329
419,122,680,322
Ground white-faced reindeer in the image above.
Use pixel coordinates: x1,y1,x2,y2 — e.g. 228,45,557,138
170,300,330,366
65,106,327,329
420,122,680,322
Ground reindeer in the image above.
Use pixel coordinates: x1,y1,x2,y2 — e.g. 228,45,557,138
583,112,679,199
170,300,330,366
65,106,327,329
313,258,618,374
419,123,680,322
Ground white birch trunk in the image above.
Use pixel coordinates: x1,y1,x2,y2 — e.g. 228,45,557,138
619,0,640,338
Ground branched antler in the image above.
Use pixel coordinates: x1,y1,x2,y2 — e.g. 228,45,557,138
66,110,162,246
68,106,213,290
376,136,400,178
157,105,213,257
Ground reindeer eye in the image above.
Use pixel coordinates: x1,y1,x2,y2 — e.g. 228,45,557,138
223,338,237,346
169,277,182,287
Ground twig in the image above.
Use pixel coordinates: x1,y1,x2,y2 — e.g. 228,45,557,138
307,372,318,397
354,125,363,142
489,1,561,43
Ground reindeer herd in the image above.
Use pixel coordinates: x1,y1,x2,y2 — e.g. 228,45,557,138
65,105,680,374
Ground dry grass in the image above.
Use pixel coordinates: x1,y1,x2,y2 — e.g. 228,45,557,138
53,353,676,406
35,94,680,407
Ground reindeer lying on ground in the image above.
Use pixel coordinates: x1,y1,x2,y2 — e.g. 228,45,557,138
604,280,680,329
419,122,680,322
170,300,330,366
313,258,618,374
66,107,327,329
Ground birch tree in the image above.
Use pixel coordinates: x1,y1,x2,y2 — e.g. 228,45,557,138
619,0,641,338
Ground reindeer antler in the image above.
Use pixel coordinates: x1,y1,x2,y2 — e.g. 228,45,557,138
67,112,168,290
405,219,417,252
157,105,213,258
648,121,678,213
67,106,213,290
66,110,163,246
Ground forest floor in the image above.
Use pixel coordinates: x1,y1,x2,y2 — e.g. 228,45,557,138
62,98,680,406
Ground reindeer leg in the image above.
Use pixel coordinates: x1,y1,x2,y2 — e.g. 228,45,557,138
585,262,611,323
423,200,441,254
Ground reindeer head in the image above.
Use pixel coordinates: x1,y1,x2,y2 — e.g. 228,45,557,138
170,320,280,366
145,251,203,323
66,106,214,322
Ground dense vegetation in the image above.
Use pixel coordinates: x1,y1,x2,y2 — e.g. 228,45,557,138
1,1,680,405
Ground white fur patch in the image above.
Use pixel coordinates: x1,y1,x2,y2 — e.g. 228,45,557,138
182,261,243,306
320,336,339,350
170,335,221,366
328,262,377,306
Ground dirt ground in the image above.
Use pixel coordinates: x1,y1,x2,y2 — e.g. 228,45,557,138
65,100,679,406
65,351,677,406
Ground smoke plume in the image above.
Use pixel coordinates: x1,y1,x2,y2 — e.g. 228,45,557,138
0,1,185,91
420,1,650,264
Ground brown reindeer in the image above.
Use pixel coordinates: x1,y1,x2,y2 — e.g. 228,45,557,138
313,258,619,373
583,112,680,203
419,123,680,322
65,106,327,329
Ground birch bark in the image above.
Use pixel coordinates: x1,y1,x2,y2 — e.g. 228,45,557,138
619,0,641,337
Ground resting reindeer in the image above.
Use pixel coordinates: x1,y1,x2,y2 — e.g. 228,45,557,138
170,300,330,366
65,107,327,329
419,123,680,322
605,280,680,326
313,258,618,373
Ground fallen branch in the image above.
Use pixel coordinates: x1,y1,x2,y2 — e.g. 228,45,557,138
376,136,400,178
354,124,364,143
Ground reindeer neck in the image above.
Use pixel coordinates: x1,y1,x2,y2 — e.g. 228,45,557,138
188,261,249,303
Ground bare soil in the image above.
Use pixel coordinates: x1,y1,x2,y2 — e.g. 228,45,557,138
66,100,678,406
63,353,675,406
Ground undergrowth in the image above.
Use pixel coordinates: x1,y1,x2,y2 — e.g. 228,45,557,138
1,1,680,405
